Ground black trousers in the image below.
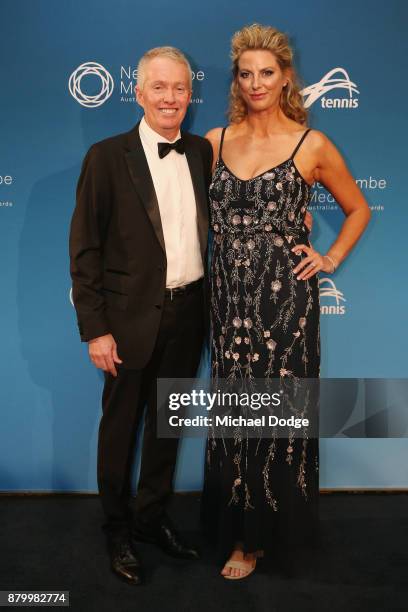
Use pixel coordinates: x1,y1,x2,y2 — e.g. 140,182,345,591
97,283,204,535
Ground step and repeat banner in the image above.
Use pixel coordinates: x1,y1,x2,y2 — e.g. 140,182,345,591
1,0,407,491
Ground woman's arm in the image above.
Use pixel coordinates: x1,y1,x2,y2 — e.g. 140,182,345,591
293,131,371,280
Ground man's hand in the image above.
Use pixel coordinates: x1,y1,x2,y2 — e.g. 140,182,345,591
304,210,313,233
88,334,123,377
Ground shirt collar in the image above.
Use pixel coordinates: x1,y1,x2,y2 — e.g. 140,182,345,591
139,116,181,154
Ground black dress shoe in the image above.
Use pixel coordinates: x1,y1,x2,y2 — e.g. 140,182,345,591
107,536,143,585
131,515,200,560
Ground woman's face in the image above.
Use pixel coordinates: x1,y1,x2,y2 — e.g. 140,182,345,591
237,49,288,114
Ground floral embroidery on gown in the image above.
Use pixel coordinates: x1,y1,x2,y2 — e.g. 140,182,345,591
201,128,320,571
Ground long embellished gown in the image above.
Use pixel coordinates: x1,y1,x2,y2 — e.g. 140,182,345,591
201,127,320,572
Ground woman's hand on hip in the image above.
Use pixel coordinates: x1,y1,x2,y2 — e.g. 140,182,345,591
292,244,334,280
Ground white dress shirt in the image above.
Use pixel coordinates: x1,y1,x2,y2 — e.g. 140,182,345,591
139,116,203,288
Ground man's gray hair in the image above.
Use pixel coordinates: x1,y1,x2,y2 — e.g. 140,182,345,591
137,46,192,90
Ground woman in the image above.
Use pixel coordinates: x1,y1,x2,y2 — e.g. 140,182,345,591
201,24,371,579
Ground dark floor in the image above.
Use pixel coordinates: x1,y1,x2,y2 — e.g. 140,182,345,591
0,493,407,612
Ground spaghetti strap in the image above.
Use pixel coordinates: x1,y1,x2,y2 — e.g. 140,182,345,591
218,127,227,160
291,128,311,159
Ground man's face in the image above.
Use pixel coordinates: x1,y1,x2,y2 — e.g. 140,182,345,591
136,57,192,139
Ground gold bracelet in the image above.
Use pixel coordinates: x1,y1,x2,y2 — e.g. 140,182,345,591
324,254,337,273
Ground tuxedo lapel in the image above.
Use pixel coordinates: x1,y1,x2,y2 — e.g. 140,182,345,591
184,136,209,260
124,124,166,253
124,123,209,261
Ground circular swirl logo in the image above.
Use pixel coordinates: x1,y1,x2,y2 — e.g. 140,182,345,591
68,62,114,108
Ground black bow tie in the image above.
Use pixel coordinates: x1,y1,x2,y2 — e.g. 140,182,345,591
158,138,185,159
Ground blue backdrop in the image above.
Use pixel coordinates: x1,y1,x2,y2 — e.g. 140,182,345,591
1,0,407,492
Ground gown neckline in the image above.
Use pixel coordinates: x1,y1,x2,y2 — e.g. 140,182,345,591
217,155,314,188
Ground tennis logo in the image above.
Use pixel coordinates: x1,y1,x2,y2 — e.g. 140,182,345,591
68,62,114,108
319,278,346,315
301,67,359,109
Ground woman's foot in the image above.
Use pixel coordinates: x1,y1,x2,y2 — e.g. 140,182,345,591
221,549,257,579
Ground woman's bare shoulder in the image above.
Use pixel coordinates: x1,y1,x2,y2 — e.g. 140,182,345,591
204,127,226,161
204,127,224,143
305,128,333,151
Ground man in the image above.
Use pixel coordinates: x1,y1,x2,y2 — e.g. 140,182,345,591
69,47,212,586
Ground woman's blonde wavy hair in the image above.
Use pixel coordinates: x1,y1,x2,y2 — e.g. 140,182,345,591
229,23,307,125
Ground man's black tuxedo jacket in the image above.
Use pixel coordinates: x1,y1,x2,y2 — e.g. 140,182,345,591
69,122,213,369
